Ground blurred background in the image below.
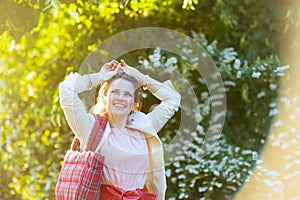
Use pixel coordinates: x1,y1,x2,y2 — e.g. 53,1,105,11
0,0,299,199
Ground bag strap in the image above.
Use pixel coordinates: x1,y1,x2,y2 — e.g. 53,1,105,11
71,137,80,151
70,114,107,152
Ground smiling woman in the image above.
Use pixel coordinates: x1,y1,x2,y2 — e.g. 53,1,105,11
91,72,142,128
57,59,181,200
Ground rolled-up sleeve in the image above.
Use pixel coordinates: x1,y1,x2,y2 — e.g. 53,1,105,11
147,80,181,132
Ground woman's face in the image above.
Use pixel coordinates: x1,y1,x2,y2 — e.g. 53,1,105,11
105,78,136,119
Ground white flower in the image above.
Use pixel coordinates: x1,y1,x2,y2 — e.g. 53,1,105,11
178,193,186,199
182,47,193,54
223,55,236,63
164,57,177,72
220,47,237,63
201,92,209,100
269,102,277,108
213,170,220,176
198,186,207,192
148,48,161,67
270,83,277,90
269,108,279,116
195,113,203,123
275,65,290,73
234,59,241,69
173,161,180,167
166,57,177,65
149,54,161,67
236,70,242,78
201,52,207,57
202,105,210,116
258,65,267,71
178,174,186,179
197,125,204,133
252,152,258,160
140,59,150,69
257,91,266,98
206,44,214,54
165,169,171,177
252,71,261,78
224,81,236,87
153,47,161,55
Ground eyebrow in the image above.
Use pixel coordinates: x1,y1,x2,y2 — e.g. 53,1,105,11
111,88,134,94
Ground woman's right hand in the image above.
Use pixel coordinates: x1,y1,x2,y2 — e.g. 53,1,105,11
99,60,121,81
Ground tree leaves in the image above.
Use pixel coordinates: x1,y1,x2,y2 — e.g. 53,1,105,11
0,0,290,199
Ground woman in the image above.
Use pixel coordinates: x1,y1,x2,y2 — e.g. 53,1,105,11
59,59,181,199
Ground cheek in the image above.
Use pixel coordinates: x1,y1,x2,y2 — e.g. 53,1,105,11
128,97,135,109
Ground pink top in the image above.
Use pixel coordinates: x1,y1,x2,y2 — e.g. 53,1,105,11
99,127,148,190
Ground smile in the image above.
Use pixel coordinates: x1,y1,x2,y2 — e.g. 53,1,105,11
113,103,126,108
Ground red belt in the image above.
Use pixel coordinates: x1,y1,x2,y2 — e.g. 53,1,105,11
100,184,157,200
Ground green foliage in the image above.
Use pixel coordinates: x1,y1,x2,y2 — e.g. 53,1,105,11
138,40,287,199
0,0,293,199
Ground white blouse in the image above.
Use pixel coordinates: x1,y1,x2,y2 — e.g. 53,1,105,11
100,128,148,190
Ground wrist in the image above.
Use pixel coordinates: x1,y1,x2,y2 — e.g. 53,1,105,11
133,70,148,88
88,72,105,87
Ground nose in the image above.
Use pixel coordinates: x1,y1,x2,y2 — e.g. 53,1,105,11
114,92,126,100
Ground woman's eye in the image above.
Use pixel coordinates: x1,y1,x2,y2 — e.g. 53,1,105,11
125,93,133,97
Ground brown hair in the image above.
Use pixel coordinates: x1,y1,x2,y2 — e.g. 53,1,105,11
90,73,142,115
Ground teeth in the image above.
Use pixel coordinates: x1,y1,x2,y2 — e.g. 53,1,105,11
114,103,126,108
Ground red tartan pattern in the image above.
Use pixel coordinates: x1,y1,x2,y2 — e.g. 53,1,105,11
56,115,107,200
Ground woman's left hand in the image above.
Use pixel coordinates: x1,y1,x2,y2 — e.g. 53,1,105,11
119,59,137,76
119,59,149,88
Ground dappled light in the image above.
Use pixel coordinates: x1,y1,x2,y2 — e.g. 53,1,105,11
0,0,299,199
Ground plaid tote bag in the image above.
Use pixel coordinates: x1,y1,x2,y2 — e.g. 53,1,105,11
55,115,107,200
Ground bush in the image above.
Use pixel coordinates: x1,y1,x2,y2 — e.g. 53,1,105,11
0,0,291,199
137,32,288,199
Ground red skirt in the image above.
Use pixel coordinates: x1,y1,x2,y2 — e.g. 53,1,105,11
100,184,157,200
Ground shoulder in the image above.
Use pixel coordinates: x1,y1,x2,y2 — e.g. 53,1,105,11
126,112,157,136
128,111,149,127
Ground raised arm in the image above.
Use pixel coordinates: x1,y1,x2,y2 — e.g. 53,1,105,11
119,60,181,132
59,60,120,144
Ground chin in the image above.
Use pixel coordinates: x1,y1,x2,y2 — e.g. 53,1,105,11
111,109,129,117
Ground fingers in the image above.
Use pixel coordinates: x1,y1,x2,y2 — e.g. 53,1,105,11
105,60,118,71
120,59,126,67
111,60,118,68
103,59,127,73
115,63,122,72
118,66,124,73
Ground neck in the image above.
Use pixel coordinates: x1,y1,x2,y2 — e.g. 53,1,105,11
108,113,127,128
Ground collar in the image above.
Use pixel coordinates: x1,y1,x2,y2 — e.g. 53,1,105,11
125,112,157,137
98,111,158,150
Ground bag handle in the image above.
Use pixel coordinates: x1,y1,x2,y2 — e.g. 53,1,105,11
70,115,108,152
71,137,80,151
